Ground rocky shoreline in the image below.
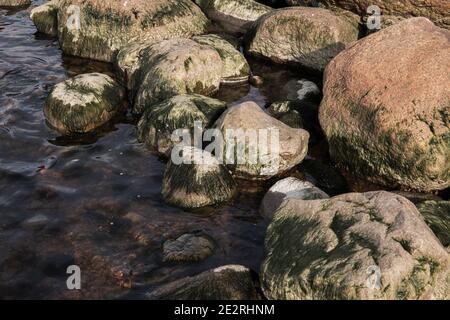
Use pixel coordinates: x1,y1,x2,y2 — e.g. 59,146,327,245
4,0,448,299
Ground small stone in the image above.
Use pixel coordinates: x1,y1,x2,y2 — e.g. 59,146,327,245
163,233,214,263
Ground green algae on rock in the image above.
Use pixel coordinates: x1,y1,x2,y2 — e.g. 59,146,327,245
147,265,260,300
162,147,236,209
214,101,309,180
0,0,30,7
162,232,215,263
319,18,450,192
417,201,450,247
261,191,450,299
245,7,359,72
30,0,60,36
44,73,125,134
137,94,227,156
194,0,272,33
56,0,210,62
192,34,251,83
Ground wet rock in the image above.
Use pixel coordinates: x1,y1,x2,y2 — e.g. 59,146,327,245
214,101,309,180
260,177,328,220
44,73,125,134
117,38,224,114
137,94,227,156
319,18,450,192
278,110,303,128
193,34,250,83
249,75,264,87
0,0,30,7
298,159,348,196
162,147,236,209
286,0,450,29
162,233,214,263
417,201,450,247
147,265,260,299
245,7,359,72
261,191,450,299
56,0,209,62
30,0,59,36
194,0,272,34
283,79,321,103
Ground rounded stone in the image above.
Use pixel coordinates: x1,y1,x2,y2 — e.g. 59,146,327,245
162,233,215,263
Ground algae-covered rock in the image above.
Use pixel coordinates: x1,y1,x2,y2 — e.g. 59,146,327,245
0,0,30,7
194,0,272,33
260,177,328,220
30,0,60,36
261,191,450,299
417,201,450,247
162,232,215,263
44,73,125,134
193,34,250,83
319,18,450,191
245,7,359,72
56,0,209,62
137,94,227,156
214,101,309,180
162,147,236,209
117,38,224,114
147,265,260,300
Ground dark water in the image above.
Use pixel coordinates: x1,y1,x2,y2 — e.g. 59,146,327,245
1,2,445,300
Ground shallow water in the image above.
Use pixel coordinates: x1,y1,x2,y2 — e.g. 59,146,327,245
0,2,446,299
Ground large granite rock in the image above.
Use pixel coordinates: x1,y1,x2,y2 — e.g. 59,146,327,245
261,191,450,299
214,101,309,180
30,0,60,36
56,0,209,62
319,18,450,192
245,7,360,72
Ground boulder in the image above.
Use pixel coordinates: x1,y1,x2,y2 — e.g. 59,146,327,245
261,191,450,299
260,177,328,220
286,0,450,29
214,101,309,180
319,18,450,191
162,147,236,209
0,0,30,6
116,38,224,114
147,265,260,299
417,201,450,247
194,0,272,33
162,232,215,263
44,73,125,134
245,7,359,72
56,0,209,62
30,0,59,36
192,34,250,84
137,94,227,156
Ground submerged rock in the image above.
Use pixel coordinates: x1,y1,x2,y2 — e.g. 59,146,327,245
30,0,59,36
319,18,450,191
147,264,260,300
214,101,309,180
56,0,209,62
44,73,125,134
417,201,450,247
117,38,224,114
194,0,272,33
137,94,227,156
162,233,215,263
192,34,250,83
162,147,236,209
245,7,359,72
0,0,30,7
261,191,449,299
286,0,450,29
260,177,328,220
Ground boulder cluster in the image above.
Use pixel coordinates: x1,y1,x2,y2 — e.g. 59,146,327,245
29,0,449,299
